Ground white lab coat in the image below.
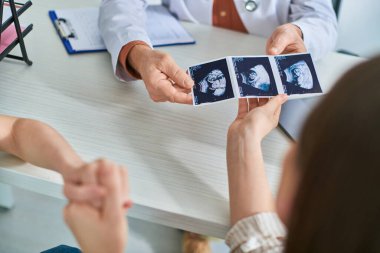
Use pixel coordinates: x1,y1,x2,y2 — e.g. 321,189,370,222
99,0,338,81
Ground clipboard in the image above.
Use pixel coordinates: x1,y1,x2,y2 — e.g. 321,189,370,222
49,10,105,54
48,6,196,55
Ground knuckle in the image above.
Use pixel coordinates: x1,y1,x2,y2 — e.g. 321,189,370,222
108,166,119,177
97,158,109,167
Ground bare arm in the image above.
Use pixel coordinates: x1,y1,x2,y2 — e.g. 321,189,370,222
227,96,287,225
0,115,131,207
0,115,84,176
227,132,275,225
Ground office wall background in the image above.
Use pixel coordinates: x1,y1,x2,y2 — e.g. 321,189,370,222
336,0,380,58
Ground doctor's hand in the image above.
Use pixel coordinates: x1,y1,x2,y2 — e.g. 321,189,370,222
128,45,194,104
266,24,306,55
64,162,130,253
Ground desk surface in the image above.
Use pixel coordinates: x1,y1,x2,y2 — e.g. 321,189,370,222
0,0,363,238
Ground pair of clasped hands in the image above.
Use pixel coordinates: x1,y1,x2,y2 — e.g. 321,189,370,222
62,159,130,253
128,24,305,104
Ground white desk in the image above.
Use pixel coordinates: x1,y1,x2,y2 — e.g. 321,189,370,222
0,0,363,238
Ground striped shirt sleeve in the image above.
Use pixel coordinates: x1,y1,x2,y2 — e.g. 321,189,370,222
225,212,286,253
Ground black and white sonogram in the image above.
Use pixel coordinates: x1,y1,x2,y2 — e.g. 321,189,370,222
275,54,322,95
190,58,235,105
233,57,278,97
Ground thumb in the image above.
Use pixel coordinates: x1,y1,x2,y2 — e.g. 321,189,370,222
264,94,288,113
267,30,293,55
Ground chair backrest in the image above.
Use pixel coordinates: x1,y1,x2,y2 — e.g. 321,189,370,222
336,0,380,58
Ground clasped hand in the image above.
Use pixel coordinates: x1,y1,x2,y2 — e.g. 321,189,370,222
62,159,130,253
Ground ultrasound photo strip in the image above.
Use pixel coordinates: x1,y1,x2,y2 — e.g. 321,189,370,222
189,57,236,106
188,53,323,106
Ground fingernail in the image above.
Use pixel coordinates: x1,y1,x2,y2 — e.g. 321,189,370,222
185,78,194,88
271,47,279,54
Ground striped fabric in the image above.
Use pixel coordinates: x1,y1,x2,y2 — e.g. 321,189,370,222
225,212,287,253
